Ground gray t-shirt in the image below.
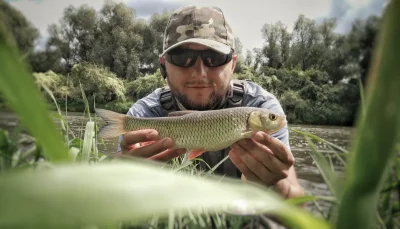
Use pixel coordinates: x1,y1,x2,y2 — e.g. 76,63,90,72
117,80,290,178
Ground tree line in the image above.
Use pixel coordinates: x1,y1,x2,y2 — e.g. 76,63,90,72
0,0,382,126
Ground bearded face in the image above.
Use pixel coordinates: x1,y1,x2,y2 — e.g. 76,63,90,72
163,43,237,111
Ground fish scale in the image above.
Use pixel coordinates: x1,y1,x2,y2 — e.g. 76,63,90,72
95,106,286,158
122,107,249,151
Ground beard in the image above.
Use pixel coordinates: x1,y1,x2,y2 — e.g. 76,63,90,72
168,82,228,111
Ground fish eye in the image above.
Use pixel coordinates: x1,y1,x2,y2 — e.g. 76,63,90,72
269,113,277,121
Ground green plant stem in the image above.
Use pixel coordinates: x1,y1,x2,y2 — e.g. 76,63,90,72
335,1,400,228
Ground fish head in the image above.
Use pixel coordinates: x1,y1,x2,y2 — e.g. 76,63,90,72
248,110,287,134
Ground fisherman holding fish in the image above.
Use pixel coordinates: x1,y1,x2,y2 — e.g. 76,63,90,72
96,5,304,204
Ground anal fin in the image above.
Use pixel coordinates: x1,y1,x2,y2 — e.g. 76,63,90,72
188,149,205,160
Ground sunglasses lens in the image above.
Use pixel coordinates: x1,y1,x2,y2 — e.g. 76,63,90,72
166,49,194,67
166,49,232,67
201,50,230,67
169,54,194,67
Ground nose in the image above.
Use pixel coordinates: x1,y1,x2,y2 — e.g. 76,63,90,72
191,56,207,78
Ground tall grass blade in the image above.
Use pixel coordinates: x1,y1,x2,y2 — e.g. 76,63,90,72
305,136,340,198
289,128,348,154
80,121,95,162
207,154,230,175
0,160,330,229
335,1,400,228
0,20,69,162
80,82,91,118
36,81,70,144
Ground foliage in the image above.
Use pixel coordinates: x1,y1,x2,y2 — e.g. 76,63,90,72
0,0,39,58
0,1,383,126
125,69,166,101
0,18,69,162
33,70,74,98
0,14,330,229
247,67,358,125
70,62,127,103
0,1,399,228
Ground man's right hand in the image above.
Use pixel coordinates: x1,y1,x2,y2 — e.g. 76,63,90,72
117,129,187,161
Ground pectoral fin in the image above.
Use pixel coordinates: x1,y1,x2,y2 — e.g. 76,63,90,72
188,149,205,160
240,131,254,138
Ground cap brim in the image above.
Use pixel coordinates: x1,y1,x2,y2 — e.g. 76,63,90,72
161,38,232,56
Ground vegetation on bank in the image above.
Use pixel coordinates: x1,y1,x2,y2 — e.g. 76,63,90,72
0,1,382,126
0,0,399,228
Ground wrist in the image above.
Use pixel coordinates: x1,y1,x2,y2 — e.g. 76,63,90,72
274,179,304,199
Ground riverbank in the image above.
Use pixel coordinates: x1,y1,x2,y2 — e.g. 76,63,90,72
0,99,356,127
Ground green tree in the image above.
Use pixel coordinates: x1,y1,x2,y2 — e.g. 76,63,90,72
46,2,143,79
278,22,291,68
289,15,320,70
261,23,281,68
347,15,381,86
0,1,39,58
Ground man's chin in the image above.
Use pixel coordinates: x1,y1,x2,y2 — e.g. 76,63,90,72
180,96,219,111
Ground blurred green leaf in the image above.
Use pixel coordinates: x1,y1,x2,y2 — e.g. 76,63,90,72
289,128,348,154
0,18,69,162
305,136,341,198
335,1,400,229
0,160,331,229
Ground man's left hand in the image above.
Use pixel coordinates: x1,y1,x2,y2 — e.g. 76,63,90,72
229,131,302,198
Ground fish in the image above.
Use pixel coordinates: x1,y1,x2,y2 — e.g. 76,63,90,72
95,107,287,160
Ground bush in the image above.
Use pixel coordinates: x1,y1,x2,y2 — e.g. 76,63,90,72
279,90,307,123
33,70,74,99
70,62,126,103
233,65,256,82
125,69,166,100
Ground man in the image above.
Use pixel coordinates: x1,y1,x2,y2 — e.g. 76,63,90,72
117,5,304,200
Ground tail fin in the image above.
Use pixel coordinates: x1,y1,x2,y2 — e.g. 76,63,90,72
95,109,126,139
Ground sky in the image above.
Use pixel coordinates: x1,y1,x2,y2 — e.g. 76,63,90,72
6,0,386,53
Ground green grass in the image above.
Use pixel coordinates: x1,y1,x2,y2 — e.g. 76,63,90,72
0,0,399,228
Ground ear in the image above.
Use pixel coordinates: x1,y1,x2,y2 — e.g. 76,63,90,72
230,54,238,73
159,56,167,79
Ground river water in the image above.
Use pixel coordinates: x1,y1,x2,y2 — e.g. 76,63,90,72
0,110,354,217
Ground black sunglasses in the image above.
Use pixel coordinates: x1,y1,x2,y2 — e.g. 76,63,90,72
165,48,233,68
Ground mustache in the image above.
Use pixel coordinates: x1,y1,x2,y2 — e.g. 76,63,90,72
185,79,215,87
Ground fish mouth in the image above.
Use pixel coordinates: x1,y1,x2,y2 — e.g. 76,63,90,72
266,119,287,134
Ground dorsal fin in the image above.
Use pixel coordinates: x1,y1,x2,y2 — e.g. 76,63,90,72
168,110,200,117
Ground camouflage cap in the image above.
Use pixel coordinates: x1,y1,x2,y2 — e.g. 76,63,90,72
161,5,235,56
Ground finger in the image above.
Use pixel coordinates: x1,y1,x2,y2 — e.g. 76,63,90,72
254,132,295,166
127,137,174,158
237,138,291,178
229,149,262,184
149,148,187,161
120,129,159,153
231,143,277,185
